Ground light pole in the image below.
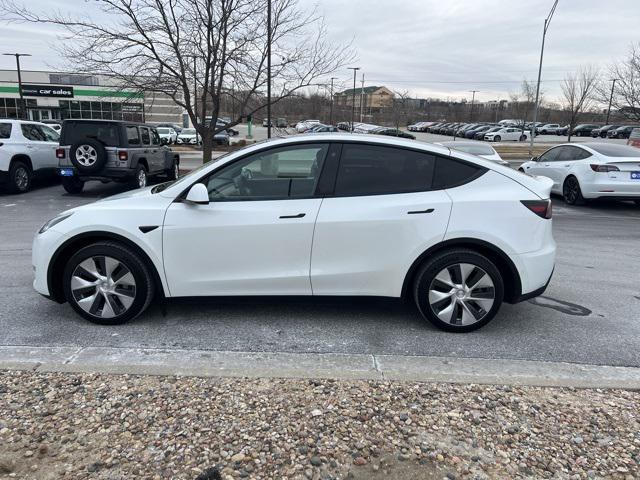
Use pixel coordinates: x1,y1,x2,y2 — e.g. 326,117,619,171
530,0,559,152
3,53,32,120
266,0,272,138
329,77,337,125
469,90,478,121
347,67,360,132
605,78,618,125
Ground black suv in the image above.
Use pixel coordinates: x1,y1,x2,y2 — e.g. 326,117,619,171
56,120,179,194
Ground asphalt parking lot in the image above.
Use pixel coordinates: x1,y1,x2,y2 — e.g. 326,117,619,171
2,175,639,369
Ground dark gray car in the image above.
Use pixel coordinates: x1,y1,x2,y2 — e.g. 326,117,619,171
57,120,180,194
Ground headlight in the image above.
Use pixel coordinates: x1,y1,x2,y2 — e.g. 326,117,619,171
39,212,73,234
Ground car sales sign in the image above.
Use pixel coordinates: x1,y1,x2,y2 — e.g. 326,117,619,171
20,85,74,98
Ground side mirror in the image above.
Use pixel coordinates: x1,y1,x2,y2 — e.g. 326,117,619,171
184,183,209,205
531,156,539,162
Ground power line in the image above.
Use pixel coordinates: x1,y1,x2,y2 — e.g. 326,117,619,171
365,79,564,84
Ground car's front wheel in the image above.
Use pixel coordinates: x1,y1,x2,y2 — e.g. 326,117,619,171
63,242,154,325
493,135,501,142
413,249,504,332
166,158,179,180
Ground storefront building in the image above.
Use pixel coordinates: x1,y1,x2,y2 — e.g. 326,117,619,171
0,70,184,125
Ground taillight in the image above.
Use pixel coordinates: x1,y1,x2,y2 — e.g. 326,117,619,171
590,164,619,172
521,199,552,219
118,150,128,161
56,148,65,159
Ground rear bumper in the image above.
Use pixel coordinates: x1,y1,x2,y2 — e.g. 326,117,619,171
582,177,640,199
510,239,556,301
58,167,136,181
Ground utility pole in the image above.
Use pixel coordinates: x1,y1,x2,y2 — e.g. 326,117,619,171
3,53,31,120
605,78,618,125
530,0,559,153
329,77,337,125
347,67,360,132
359,73,365,123
266,0,272,139
469,90,478,121
193,56,199,145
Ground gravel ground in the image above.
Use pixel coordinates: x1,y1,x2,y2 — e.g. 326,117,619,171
0,371,638,480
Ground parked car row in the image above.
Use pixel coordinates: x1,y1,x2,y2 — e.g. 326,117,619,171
421,122,531,142
1,119,180,194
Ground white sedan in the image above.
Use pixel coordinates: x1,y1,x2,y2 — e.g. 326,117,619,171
519,143,640,205
484,127,529,142
33,134,555,332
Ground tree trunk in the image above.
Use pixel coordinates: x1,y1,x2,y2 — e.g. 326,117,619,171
202,134,214,164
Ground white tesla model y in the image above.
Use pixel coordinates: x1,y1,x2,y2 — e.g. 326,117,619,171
33,134,556,332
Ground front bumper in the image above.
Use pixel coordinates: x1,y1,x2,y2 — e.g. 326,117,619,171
32,228,67,298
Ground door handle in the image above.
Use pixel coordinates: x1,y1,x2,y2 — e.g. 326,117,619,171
407,208,434,215
563,164,570,167
279,213,306,219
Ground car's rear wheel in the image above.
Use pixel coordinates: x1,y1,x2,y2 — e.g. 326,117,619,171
563,176,586,205
63,242,154,325
519,134,527,141
61,176,85,194
413,249,504,332
8,160,31,193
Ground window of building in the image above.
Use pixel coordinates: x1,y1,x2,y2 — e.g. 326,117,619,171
334,144,435,196
49,74,99,86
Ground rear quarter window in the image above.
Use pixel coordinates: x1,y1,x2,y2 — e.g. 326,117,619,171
0,123,11,139
433,157,486,189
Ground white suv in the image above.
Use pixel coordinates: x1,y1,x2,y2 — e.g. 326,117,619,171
32,134,556,332
0,119,60,193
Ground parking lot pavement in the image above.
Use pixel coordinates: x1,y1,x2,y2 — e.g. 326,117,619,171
1,182,639,369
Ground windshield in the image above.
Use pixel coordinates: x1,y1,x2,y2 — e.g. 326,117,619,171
157,128,170,133
181,128,196,135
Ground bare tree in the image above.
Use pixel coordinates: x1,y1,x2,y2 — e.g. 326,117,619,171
508,80,538,134
560,66,599,142
390,90,409,131
596,43,640,122
1,0,354,162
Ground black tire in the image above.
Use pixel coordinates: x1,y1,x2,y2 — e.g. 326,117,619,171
493,135,501,142
633,200,640,207
519,134,527,141
69,138,107,174
63,242,154,325
166,158,179,180
130,164,148,190
8,160,32,193
61,176,85,194
413,249,504,332
563,176,586,205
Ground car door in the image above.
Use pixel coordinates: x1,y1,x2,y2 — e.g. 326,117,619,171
162,142,333,297
20,123,58,170
310,143,453,297
139,127,159,172
551,145,591,188
149,128,165,171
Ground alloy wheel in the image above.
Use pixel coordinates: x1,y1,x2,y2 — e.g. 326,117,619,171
137,169,147,188
14,166,29,190
70,256,137,319
75,144,98,167
564,177,579,204
428,263,495,326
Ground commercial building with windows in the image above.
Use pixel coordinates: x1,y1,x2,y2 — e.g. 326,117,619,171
0,69,184,125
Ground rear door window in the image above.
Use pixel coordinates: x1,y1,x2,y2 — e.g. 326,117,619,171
126,126,141,146
0,123,11,139
432,156,485,189
151,129,161,145
334,144,436,196
140,127,151,145
21,124,46,141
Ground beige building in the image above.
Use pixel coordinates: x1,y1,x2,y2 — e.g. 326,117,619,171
334,85,394,112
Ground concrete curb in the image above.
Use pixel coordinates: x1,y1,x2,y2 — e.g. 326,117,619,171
1,345,639,389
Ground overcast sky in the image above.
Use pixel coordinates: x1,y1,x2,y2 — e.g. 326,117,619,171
0,0,637,103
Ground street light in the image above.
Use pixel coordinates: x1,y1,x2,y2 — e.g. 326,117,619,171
347,67,360,132
266,0,272,139
605,78,618,125
469,90,478,121
530,0,559,152
329,77,337,125
3,52,32,120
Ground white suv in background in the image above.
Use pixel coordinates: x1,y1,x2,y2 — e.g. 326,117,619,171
0,119,60,193
33,134,556,332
